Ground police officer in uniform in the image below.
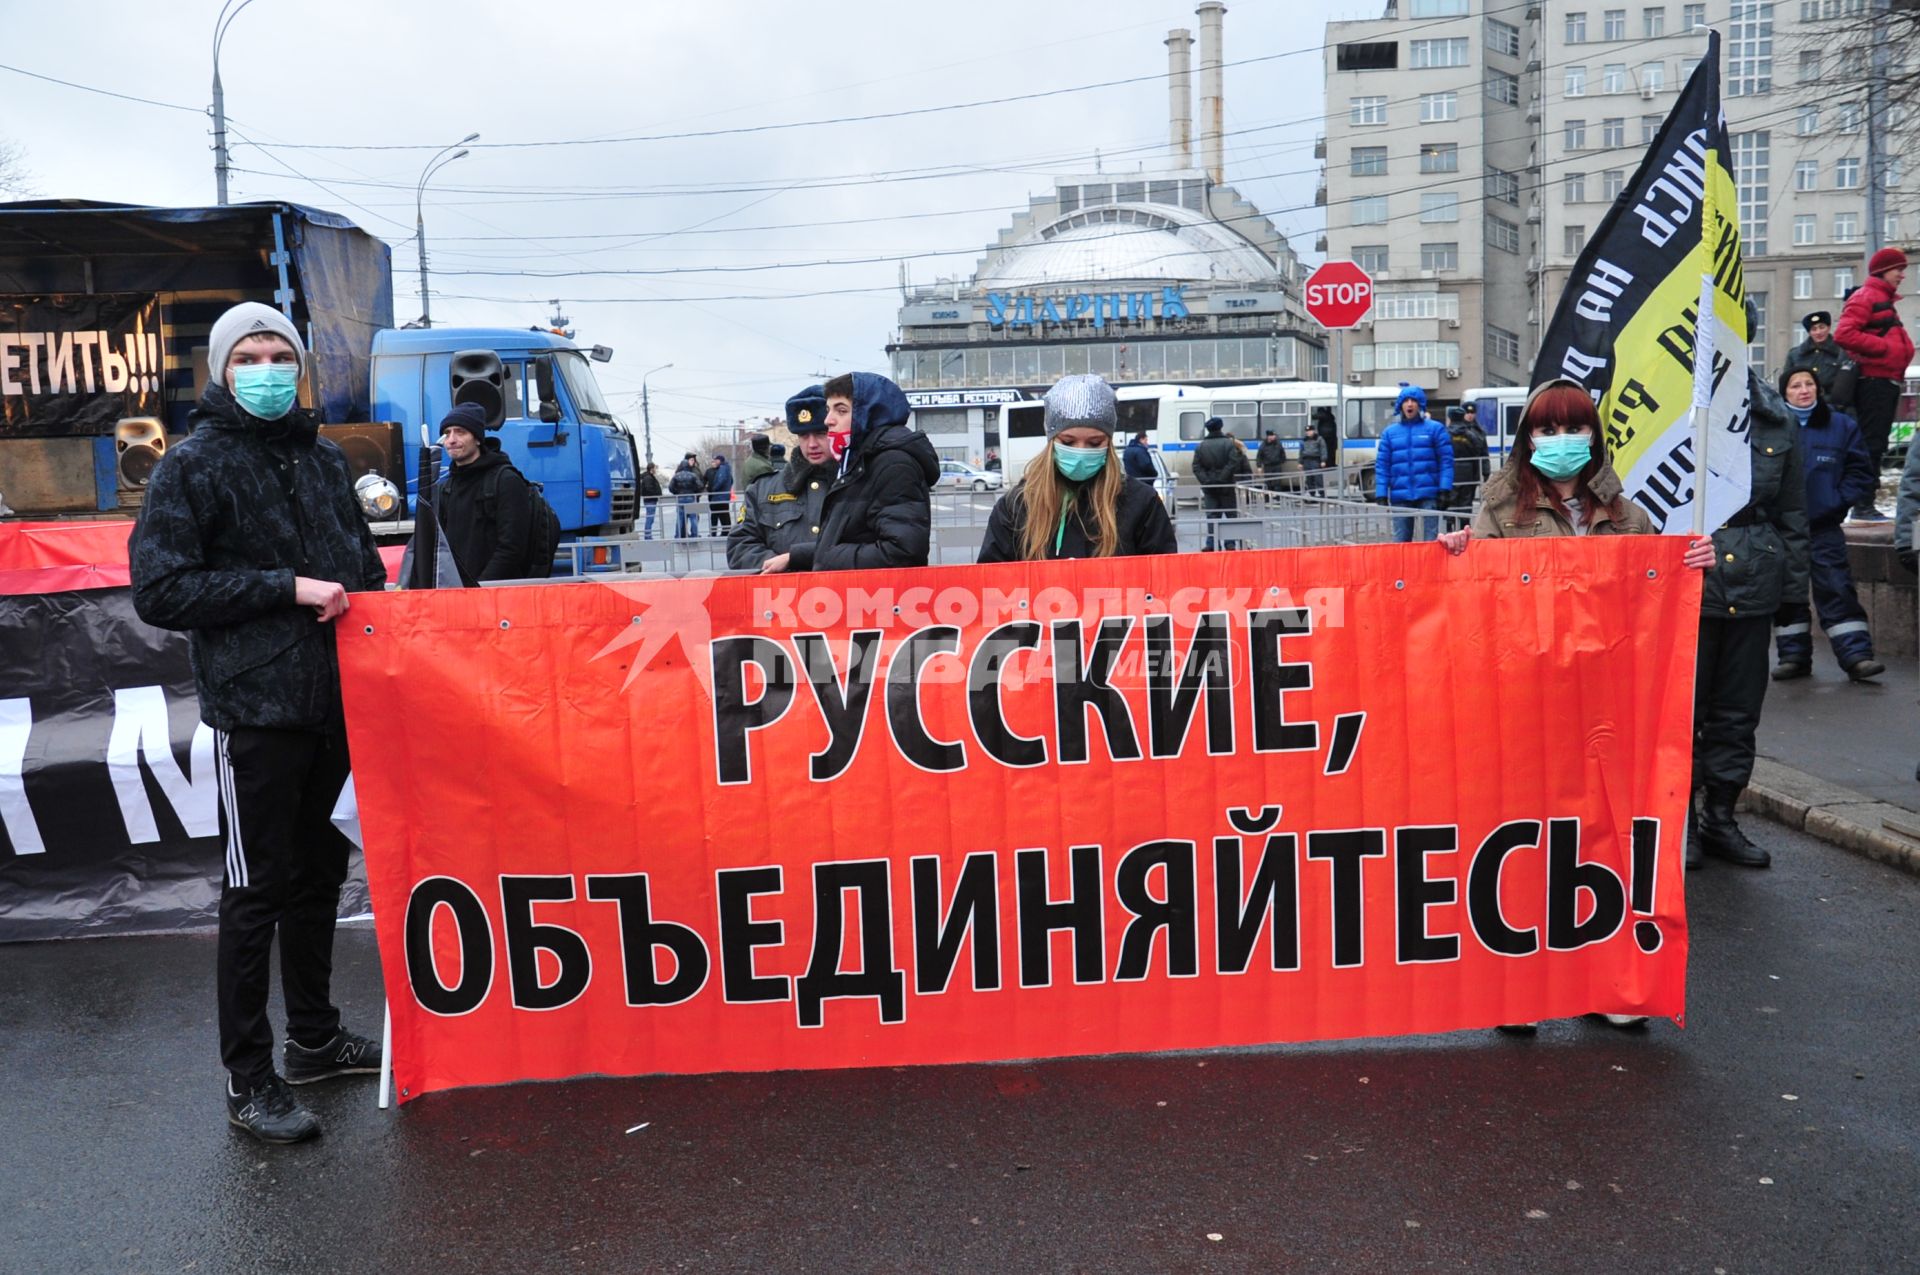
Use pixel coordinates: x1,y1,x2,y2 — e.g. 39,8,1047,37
727,385,835,569
1692,371,1811,870
1779,311,1858,410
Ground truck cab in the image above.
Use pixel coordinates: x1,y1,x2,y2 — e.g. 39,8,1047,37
370,327,637,535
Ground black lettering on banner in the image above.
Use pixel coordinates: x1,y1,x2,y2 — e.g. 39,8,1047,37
500,875,593,1011
794,630,884,782
797,860,907,1028
1145,612,1235,758
910,852,1002,994
1393,826,1461,964
716,866,792,1004
885,626,966,772
967,622,1047,767
1015,844,1105,987
1628,817,1664,953
1466,820,1542,956
586,873,711,1006
712,636,797,786
405,876,495,1017
1051,617,1143,764
1247,608,1319,754
1545,817,1627,951
1305,829,1387,968
1113,839,1199,980
1213,831,1302,974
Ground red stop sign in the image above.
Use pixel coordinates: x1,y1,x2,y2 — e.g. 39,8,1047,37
1303,261,1375,330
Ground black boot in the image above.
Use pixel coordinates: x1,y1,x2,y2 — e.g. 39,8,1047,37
1685,792,1703,870
1698,782,1769,868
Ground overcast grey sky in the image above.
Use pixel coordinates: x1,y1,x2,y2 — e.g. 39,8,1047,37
1,0,1363,458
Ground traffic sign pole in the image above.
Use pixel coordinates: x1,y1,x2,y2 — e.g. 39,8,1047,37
1303,261,1374,499
1335,328,1346,496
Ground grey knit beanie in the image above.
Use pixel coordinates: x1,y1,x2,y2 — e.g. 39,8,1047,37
207,302,305,382
1042,374,1119,437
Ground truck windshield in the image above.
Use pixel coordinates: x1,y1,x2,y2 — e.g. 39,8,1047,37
555,352,615,423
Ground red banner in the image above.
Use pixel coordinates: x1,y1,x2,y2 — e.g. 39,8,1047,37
338,540,1700,1102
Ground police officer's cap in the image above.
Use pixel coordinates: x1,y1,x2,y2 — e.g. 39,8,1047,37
785,384,828,434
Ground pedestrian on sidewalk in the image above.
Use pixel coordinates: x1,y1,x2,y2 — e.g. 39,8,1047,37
1375,385,1453,542
1192,416,1251,550
978,374,1177,562
668,453,703,538
1834,247,1912,521
1123,430,1157,482
741,434,776,487
1771,367,1883,682
637,461,662,540
1256,429,1289,492
1445,404,1489,512
1781,310,1859,410
706,451,735,536
128,302,387,1145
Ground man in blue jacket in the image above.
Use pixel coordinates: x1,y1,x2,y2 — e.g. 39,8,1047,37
1374,385,1454,542
1771,367,1883,681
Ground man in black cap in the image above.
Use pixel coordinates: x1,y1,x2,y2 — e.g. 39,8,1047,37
1444,404,1488,512
729,385,835,569
1255,428,1289,492
1781,311,1858,411
434,401,533,586
1191,415,1252,549
741,433,776,487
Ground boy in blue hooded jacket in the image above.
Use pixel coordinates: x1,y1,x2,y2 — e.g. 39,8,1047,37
1374,384,1454,542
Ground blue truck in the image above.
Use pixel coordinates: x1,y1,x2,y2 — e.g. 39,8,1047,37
0,199,636,545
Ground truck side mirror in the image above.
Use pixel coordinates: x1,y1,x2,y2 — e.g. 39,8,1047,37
538,400,562,424
533,355,557,407
588,345,614,363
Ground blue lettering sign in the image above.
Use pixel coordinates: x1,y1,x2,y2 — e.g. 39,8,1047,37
1160,286,1191,320
980,284,1191,329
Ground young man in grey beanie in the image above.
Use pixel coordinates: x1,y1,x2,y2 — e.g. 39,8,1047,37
130,300,389,1145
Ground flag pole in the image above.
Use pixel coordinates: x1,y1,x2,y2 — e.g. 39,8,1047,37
1690,270,1717,539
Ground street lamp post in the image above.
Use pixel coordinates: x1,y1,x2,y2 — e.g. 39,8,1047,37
210,0,263,205
415,134,479,328
640,363,672,467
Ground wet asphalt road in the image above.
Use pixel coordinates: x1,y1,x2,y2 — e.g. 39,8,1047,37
4,821,1917,1275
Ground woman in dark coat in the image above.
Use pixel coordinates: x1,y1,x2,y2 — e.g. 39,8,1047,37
979,375,1178,562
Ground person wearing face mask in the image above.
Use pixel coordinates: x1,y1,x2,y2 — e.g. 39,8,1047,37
977,375,1178,563
129,301,389,1145
1770,368,1881,682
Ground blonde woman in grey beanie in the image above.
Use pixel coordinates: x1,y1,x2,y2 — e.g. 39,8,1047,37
978,374,1178,562
129,300,388,1145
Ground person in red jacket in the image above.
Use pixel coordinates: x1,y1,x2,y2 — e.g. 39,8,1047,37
1833,246,1914,520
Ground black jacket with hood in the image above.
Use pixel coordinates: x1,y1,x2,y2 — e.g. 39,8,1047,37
434,438,533,586
129,383,387,732
977,471,1179,562
787,373,940,571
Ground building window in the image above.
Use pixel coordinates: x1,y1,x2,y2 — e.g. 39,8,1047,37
1835,156,1861,188
1567,12,1588,42
1354,244,1390,273
1603,63,1628,93
1487,216,1522,253
1486,17,1521,57
1837,102,1862,132
1642,114,1663,143
1567,65,1588,96
1887,214,1903,242
1409,38,1471,69
1734,130,1770,255
1421,242,1459,271
1374,290,1461,320
1336,41,1399,72
1420,91,1458,122
1683,3,1706,30
1794,159,1818,191
1363,342,1462,372
1353,195,1389,224
1486,168,1521,204
1834,211,1861,243
1644,6,1666,37
1604,9,1627,39
1835,267,1855,297
1487,69,1520,104
1351,146,1388,177
1642,61,1665,91
1565,224,1588,255
1794,268,1814,299
1793,214,1817,245
1800,50,1822,82
1410,0,1471,14
1350,96,1388,126
1420,143,1460,174
1798,106,1819,135
1566,171,1588,201
1566,119,1588,148
1488,325,1522,364
1838,48,1864,78
1603,169,1626,200
1602,118,1626,147
1727,2,1774,98
1748,290,1768,366
1420,193,1461,222
1887,159,1904,188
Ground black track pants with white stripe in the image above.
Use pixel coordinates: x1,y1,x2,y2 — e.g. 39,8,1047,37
214,726,354,1086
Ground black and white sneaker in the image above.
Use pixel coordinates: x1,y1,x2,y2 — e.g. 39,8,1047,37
227,1074,320,1144
285,1029,383,1085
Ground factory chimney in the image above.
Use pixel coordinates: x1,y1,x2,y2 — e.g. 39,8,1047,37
1165,28,1194,168
1196,1,1227,185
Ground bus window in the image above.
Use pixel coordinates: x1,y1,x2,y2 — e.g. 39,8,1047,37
1214,400,1260,441
1116,399,1159,436
1259,399,1308,439
1179,409,1210,439
1006,404,1046,438
1344,398,1394,439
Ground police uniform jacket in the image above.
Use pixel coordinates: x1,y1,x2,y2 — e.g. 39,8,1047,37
1700,376,1811,620
726,457,834,569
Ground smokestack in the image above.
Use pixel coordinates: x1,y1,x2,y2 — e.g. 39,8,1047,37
1165,28,1194,169
1196,1,1226,186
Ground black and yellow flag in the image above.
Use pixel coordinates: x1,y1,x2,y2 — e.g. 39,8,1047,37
1531,30,1749,533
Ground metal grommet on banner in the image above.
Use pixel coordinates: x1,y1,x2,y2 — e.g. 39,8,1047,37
1394,580,1405,590
1019,599,1029,609
363,625,374,635
499,620,511,629
1520,573,1532,584
1268,586,1279,595
632,616,642,624
1646,569,1658,579
1144,593,1154,602
764,611,773,620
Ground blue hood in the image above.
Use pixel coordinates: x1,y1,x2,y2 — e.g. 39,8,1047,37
1393,384,1428,417
849,372,912,440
